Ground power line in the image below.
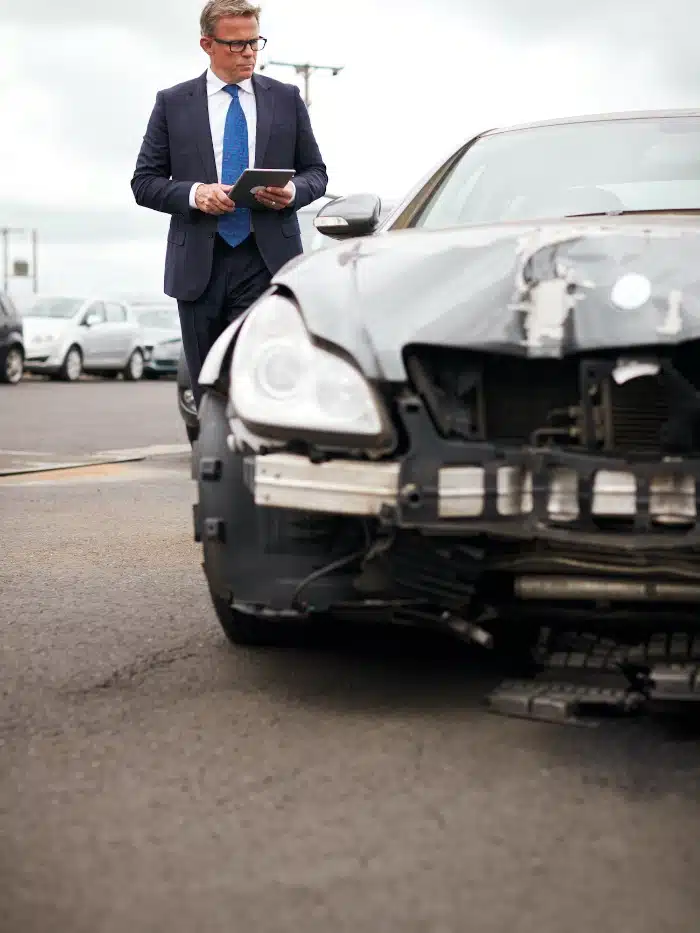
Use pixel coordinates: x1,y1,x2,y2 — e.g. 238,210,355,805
258,60,344,109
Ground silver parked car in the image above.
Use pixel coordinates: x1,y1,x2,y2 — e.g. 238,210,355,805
133,303,182,378
22,295,146,381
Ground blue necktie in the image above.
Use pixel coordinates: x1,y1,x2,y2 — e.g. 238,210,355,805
218,84,251,248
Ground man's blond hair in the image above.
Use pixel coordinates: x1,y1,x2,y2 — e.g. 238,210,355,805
200,0,261,36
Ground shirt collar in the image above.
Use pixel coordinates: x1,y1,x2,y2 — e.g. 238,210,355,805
207,68,254,96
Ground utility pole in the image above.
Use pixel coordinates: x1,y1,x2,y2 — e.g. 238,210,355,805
1,226,39,294
258,60,344,109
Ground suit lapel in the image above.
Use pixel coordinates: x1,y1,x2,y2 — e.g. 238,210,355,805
189,71,218,182
253,73,273,167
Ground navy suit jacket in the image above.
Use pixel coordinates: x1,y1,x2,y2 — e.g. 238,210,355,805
131,71,328,302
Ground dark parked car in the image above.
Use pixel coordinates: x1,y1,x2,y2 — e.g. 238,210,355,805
187,107,700,653
177,348,199,444
0,292,24,384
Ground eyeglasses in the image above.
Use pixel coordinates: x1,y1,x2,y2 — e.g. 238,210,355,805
211,36,267,52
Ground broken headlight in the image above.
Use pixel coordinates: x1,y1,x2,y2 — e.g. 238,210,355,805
229,294,386,441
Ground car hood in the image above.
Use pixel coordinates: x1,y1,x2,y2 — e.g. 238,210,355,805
272,214,700,381
22,317,71,343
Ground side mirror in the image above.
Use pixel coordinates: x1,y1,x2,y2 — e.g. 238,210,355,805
314,194,381,241
83,312,100,327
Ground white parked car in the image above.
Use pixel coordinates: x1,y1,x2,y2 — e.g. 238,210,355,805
133,303,182,379
22,295,146,381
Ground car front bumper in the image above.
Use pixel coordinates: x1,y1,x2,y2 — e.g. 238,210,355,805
248,396,700,552
145,358,179,375
253,451,699,532
24,347,63,372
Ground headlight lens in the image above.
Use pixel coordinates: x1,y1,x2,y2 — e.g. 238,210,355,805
230,294,383,437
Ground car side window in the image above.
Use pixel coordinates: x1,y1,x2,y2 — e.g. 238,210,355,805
83,301,106,324
105,302,127,323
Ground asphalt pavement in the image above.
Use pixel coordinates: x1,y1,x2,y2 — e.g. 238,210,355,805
2,379,700,933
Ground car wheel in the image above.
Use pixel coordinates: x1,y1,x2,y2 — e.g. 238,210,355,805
196,388,313,648
0,345,24,384
186,423,199,445
123,349,145,381
58,345,82,382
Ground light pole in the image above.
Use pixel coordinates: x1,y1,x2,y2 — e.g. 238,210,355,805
258,60,344,108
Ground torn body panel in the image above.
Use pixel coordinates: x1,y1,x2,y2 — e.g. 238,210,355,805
271,218,700,379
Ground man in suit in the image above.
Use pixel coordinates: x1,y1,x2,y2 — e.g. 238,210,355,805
131,0,328,406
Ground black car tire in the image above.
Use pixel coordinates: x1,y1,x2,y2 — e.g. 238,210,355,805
196,388,314,648
0,344,24,384
186,423,199,445
123,349,145,381
58,345,82,382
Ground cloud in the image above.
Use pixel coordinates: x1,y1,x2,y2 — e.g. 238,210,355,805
2,0,699,294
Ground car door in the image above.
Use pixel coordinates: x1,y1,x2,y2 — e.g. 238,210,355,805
79,301,108,366
102,302,133,366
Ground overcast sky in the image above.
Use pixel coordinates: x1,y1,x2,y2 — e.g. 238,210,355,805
1,0,699,300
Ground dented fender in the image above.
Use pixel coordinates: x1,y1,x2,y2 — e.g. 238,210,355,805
198,314,249,388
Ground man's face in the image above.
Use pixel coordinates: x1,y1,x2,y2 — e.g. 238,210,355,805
200,14,260,84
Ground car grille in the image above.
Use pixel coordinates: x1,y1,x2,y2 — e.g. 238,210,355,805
403,345,697,455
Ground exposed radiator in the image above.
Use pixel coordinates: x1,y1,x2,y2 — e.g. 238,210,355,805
404,345,696,455
607,376,669,453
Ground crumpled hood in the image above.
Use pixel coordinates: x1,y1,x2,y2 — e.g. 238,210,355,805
272,215,700,381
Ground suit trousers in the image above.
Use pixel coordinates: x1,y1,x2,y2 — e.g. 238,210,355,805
177,233,272,407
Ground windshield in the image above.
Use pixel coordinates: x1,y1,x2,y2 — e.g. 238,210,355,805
138,308,180,330
414,115,700,230
24,297,84,319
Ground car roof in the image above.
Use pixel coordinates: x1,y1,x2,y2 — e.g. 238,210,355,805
482,107,700,138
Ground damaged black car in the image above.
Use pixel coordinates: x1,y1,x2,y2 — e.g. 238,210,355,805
191,108,700,656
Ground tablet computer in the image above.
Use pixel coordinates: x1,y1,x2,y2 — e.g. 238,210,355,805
228,168,297,210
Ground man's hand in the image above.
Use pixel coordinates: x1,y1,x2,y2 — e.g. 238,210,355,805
194,183,235,215
254,182,295,210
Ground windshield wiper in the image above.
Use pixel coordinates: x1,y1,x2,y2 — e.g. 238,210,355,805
565,208,700,218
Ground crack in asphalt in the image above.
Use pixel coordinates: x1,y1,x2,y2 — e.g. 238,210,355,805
72,640,212,694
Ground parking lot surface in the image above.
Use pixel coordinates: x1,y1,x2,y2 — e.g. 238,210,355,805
2,380,700,933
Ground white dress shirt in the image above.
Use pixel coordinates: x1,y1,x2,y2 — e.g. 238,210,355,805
189,67,294,210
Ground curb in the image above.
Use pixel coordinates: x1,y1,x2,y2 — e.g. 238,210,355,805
0,455,146,478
